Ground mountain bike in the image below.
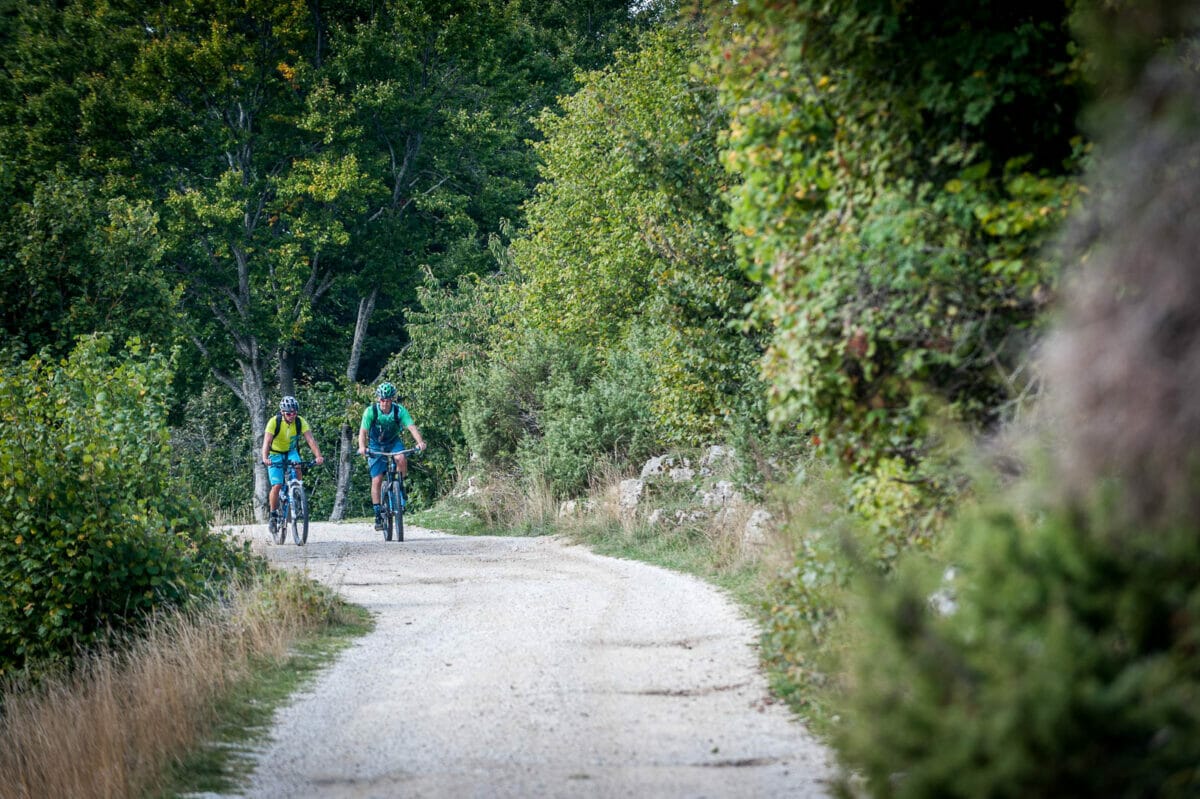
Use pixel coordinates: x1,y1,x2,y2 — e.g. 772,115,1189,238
270,458,315,546
366,447,420,542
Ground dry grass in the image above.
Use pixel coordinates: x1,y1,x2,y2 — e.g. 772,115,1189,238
465,467,559,533
210,499,257,527
0,571,340,799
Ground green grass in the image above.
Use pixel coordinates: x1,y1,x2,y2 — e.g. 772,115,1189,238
153,601,373,798
566,518,767,606
418,492,770,610
407,498,493,536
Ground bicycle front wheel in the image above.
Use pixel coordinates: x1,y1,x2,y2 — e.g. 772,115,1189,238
290,484,309,546
395,477,405,542
383,481,400,542
273,499,288,545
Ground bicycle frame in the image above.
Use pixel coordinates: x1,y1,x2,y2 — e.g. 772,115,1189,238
272,457,314,546
365,447,420,542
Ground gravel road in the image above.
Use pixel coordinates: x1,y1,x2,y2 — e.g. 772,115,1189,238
222,521,832,798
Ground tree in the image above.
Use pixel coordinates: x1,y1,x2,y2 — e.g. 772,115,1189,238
508,20,761,446
0,1,177,356
0,0,666,517
301,0,653,516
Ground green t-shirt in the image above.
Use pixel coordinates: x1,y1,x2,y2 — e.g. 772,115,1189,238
360,401,414,442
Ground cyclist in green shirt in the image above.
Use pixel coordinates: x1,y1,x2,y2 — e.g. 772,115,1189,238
357,382,426,529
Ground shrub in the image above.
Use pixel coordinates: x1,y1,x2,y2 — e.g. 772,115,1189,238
708,1,1083,544
401,270,507,498
757,463,865,726
829,479,1200,797
0,336,258,675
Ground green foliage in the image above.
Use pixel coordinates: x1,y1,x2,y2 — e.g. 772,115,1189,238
399,270,508,496
0,169,179,358
829,479,1200,798
708,0,1085,540
809,6,1200,794
406,257,669,498
514,339,661,497
436,313,661,498
0,336,258,676
509,21,762,446
457,330,603,496
171,383,256,520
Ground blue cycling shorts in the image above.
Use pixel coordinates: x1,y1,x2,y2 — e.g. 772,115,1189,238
268,450,300,486
367,439,404,479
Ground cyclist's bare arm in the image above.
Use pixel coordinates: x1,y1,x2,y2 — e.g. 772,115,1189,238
303,429,325,464
408,424,427,451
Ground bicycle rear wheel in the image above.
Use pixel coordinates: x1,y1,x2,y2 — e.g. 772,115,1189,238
290,484,309,546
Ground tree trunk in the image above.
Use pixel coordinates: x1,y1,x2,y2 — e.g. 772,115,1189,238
278,348,296,399
240,362,272,522
329,288,377,520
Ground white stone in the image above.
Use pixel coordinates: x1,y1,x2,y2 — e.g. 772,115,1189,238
928,567,958,616
743,509,773,546
618,479,644,511
701,480,740,508
640,455,674,479
668,466,696,482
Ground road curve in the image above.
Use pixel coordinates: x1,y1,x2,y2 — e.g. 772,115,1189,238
222,521,832,798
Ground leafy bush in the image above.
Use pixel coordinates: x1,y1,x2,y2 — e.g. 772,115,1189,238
829,479,1200,797
170,382,255,520
819,7,1200,794
708,0,1084,540
757,463,865,725
515,343,661,498
459,328,574,468
400,270,507,498
0,336,258,675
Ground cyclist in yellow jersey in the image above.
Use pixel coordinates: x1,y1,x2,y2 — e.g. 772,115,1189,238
260,395,324,523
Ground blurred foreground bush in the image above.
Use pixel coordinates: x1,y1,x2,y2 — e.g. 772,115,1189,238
832,478,1200,797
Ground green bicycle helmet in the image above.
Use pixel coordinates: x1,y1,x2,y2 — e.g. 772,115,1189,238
375,382,397,400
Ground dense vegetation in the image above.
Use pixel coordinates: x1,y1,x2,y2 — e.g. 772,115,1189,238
3,0,1198,794
0,336,256,674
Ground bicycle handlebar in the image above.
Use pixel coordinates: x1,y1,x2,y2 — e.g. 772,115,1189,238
364,447,423,458
267,458,319,469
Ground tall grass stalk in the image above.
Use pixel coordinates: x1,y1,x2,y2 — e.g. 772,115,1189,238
0,571,344,799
